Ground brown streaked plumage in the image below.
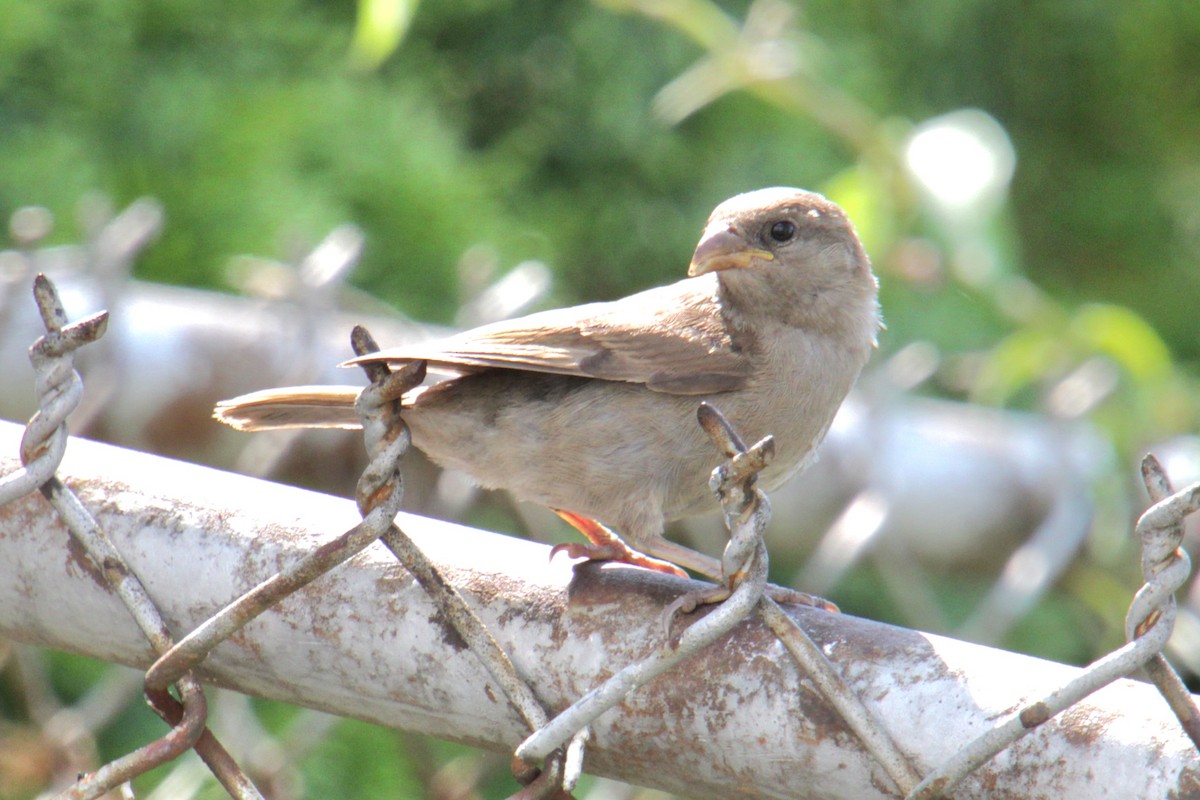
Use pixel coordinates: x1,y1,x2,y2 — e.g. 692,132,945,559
216,187,880,579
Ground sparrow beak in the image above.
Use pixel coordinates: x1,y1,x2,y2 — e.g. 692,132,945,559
688,225,774,277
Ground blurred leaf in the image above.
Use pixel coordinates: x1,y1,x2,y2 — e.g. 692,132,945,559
304,720,422,798
1061,562,1136,653
974,326,1064,405
1070,303,1173,384
823,162,896,259
349,0,418,70
594,0,739,51
1002,588,1097,666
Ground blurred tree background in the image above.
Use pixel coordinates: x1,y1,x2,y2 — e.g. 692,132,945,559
4,0,1195,346
2,0,1200,797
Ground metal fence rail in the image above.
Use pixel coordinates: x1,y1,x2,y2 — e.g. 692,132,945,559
2,414,1200,797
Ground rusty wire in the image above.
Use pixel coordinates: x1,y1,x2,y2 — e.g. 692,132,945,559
99,300,558,797
907,454,1200,799
140,279,424,696
0,277,103,506
348,325,573,798
761,600,923,794
11,678,136,800
0,275,260,800
701,402,921,794
1139,455,1200,749
515,402,924,795
515,531,766,767
4,276,557,798
515,403,773,767
142,397,421,695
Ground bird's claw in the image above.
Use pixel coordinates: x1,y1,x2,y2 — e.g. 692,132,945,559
549,541,688,578
765,585,839,613
662,585,732,641
551,510,689,577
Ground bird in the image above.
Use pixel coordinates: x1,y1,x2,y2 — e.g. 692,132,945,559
215,187,880,582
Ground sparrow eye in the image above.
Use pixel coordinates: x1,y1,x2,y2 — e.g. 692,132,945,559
768,220,796,243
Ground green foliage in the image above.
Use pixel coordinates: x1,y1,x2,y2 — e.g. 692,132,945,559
349,0,420,71
302,720,425,799
5,0,1195,359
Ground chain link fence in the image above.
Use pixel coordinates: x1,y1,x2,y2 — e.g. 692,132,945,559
1,200,1200,799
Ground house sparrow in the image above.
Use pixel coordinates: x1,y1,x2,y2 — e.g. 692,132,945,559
215,188,880,581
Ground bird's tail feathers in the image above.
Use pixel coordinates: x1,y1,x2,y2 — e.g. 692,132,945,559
214,386,364,431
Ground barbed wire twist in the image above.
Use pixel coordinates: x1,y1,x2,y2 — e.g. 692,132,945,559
1131,455,1200,749
515,403,773,770
516,400,924,795
135,320,568,799
908,455,1200,799
346,325,576,798
0,275,261,800
693,403,922,794
0,276,104,506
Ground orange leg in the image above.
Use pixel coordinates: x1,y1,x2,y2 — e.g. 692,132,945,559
549,510,688,578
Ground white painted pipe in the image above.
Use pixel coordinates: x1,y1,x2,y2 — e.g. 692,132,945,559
0,420,1195,798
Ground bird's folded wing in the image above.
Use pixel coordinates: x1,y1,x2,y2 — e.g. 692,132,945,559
345,278,753,395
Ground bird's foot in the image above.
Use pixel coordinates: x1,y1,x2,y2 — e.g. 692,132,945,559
765,585,839,613
661,584,731,639
551,510,689,578
548,540,689,578
660,584,837,639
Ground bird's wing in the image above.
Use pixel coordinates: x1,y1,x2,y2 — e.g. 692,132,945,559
348,277,753,395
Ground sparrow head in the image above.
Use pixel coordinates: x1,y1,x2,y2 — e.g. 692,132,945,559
688,187,867,280
689,187,879,343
